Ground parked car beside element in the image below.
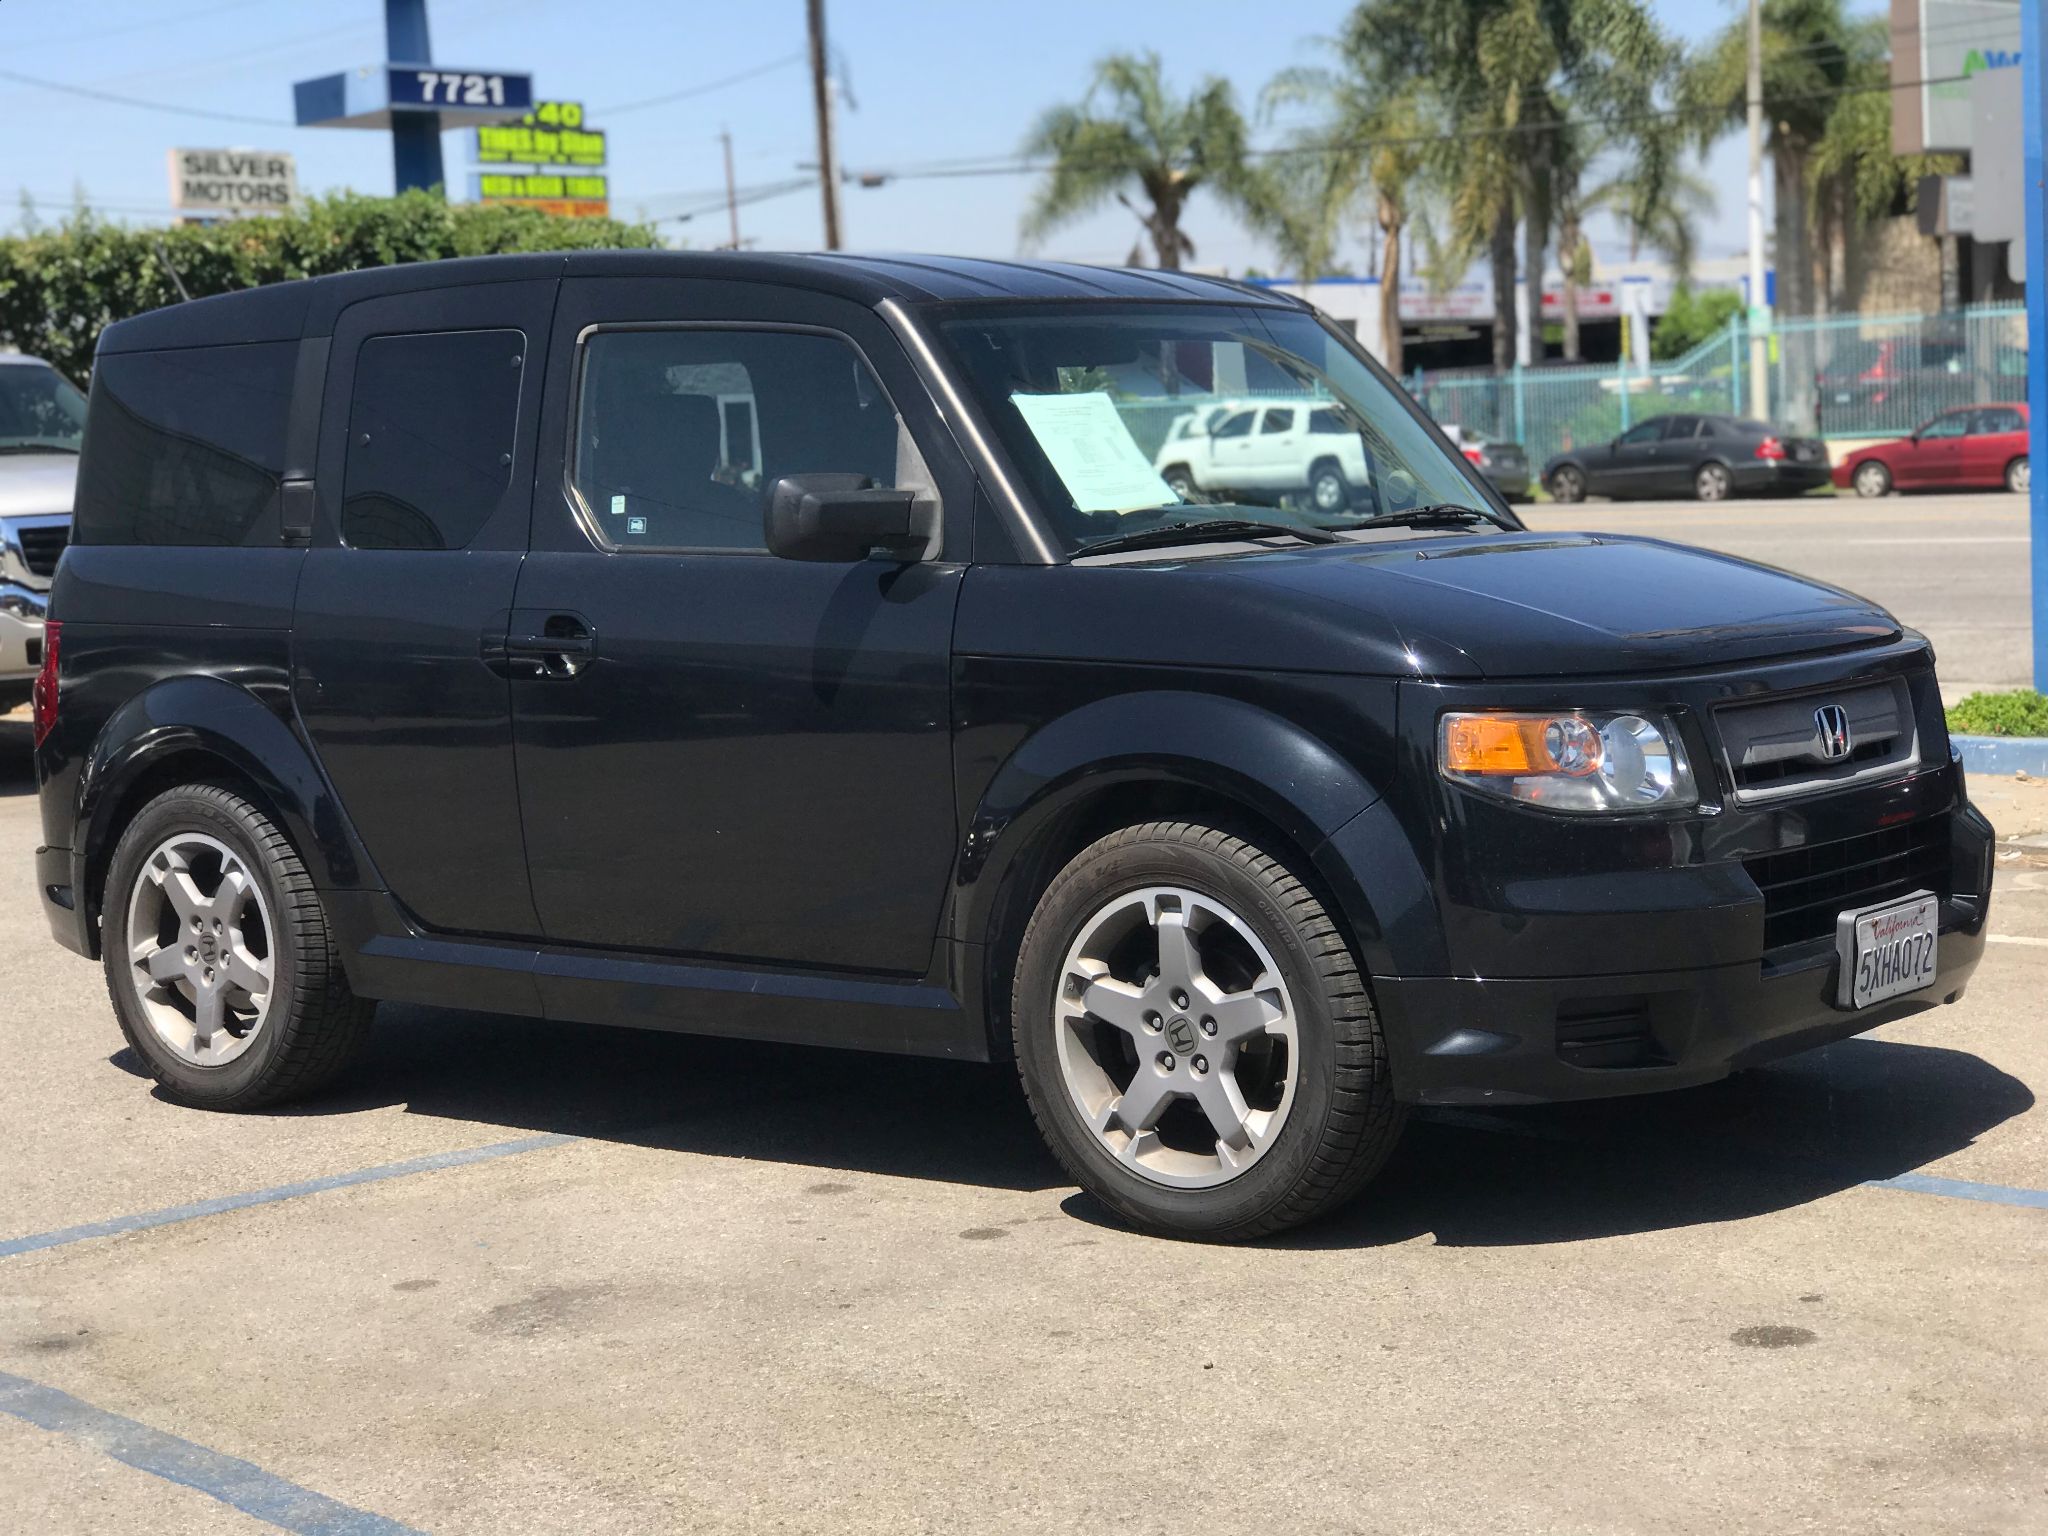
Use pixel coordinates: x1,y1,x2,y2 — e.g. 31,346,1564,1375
1440,423,1532,502
37,253,1990,1242
1153,399,1374,513
0,355,81,710
1831,403,2029,497
1545,413,1830,503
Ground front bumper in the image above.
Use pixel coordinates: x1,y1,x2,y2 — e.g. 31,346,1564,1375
0,594,47,680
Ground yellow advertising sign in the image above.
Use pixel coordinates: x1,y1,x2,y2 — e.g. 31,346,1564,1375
475,100,607,166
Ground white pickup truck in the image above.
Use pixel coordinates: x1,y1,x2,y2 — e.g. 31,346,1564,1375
1152,399,1372,513
0,356,82,711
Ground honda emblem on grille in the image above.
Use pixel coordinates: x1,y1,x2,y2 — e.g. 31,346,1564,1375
1813,704,1852,761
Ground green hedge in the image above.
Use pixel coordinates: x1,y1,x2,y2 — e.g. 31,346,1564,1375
0,190,661,381
1946,689,2048,738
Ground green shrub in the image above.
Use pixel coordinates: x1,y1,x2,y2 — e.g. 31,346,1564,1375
1946,689,2048,738
0,191,661,381
1651,285,1743,362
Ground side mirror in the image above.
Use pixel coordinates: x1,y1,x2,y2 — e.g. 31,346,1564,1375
765,473,934,563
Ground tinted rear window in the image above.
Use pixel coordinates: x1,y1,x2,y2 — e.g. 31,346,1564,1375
72,343,295,546
342,329,524,551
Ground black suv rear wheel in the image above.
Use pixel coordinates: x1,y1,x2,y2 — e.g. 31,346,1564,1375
102,784,373,1109
1012,821,1403,1240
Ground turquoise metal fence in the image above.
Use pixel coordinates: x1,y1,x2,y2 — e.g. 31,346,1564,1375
1407,304,2029,485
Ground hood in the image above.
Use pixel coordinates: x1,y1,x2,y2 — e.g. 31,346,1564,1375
1222,531,1900,677
0,454,78,517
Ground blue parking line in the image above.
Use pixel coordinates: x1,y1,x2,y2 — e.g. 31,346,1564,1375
0,1370,424,1534
0,1133,577,1260
1863,1171,2048,1211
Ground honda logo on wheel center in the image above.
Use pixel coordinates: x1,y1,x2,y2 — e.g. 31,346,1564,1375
1164,1016,1198,1055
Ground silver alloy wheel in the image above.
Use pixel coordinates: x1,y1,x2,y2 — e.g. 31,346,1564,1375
1551,467,1584,503
1854,461,1890,498
124,832,275,1067
2011,457,2030,494
1696,462,1732,501
1311,468,1347,511
1054,885,1299,1189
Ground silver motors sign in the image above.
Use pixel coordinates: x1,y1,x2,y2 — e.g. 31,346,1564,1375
167,149,299,215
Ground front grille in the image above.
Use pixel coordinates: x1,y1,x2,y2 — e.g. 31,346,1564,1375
1743,815,1951,951
16,524,68,578
1716,677,1918,802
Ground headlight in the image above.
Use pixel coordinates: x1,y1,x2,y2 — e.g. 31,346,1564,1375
1438,710,1697,813
0,587,45,622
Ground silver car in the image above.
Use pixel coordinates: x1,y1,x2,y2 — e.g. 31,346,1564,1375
0,355,82,708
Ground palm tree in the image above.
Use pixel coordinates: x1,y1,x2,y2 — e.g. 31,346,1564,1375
1258,41,1431,374
1021,53,1257,270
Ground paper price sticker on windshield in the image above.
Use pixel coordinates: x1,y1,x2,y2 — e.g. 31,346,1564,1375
1009,391,1176,514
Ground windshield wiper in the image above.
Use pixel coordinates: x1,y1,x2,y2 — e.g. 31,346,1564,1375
1349,503,1499,531
1076,517,1342,558
0,442,80,455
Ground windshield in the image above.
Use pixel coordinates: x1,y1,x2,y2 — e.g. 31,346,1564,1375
0,361,88,453
933,302,1507,556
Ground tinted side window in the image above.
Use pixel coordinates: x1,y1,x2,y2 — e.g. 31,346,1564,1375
1663,415,1699,439
1261,408,1295,434
1308,408,1344,434
1213,411,1254,440
1920,412,1969,439
1974,407,2024,434
572,328,903,551
343,329,523,551
1619,420,1664,446
73,343,295,546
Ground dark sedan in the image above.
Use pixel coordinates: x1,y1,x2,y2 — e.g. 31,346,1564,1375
1545,413,1831,503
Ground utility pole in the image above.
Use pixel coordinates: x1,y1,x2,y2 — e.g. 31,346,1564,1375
2024,0,2046,689
720,128,740,249
806,0,842,250
1745,0,1769,418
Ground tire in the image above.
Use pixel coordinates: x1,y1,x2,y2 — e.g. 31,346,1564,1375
1852,460,1892,498
1161,465,1197,502
1011,821,1404,1241
1307,460,1350,515
2007,456,2030,495
1548,465,1586,503
1694,461,1733,502
102,783,373,1110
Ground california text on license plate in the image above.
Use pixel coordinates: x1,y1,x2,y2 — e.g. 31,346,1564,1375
1836,891,1940,1009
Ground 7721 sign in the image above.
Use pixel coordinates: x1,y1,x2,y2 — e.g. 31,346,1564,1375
388,67,533,113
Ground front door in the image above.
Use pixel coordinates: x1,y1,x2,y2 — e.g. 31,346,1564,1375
293,280,557,937
1605,418,1673,497
1897,409,1969,488
508,277,969,975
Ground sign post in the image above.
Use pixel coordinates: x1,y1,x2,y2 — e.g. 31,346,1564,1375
2027,0,2046,689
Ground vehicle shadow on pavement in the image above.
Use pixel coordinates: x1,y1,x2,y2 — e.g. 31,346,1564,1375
0,719,36,796
231,1003,1068,1193
1246,1036,2035,1249
179,1003,2033,1235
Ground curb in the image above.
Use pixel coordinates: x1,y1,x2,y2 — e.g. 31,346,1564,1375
1953,734,2048,778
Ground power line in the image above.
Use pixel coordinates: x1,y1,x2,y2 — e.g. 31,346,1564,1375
597,52,807,118
1,0,270,52
0,67,293,128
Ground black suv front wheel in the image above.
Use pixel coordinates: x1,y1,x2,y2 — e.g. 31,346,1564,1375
1013,821,1404,1240
102,784,373,1110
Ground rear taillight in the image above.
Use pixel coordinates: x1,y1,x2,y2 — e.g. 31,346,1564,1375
1755,437,1787,460
1462,446,1485,464
31,619,59,748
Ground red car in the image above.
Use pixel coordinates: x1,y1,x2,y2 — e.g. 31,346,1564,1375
1832,402,2030,497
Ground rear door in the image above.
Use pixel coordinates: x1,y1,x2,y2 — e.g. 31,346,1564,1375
506,276,970,975
1645,415,1700,496
293,280,556,937
1968,406,2025,486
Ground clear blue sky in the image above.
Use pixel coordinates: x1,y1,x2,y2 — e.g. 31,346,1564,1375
1,0,1884,270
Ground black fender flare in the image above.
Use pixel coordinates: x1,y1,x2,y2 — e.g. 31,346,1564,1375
77,675,380,907
951,690,1438,980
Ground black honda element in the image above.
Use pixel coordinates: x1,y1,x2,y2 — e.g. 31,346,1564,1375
34,253,1993,1239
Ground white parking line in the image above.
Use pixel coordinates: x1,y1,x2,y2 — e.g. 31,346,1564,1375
1987,934,2048,947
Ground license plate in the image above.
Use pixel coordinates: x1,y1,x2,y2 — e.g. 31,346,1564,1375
1836,891,1940,1009
1794,445,1816,461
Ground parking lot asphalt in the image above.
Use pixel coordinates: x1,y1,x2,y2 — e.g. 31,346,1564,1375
4,505,2048,1532
1521,491,2034,700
